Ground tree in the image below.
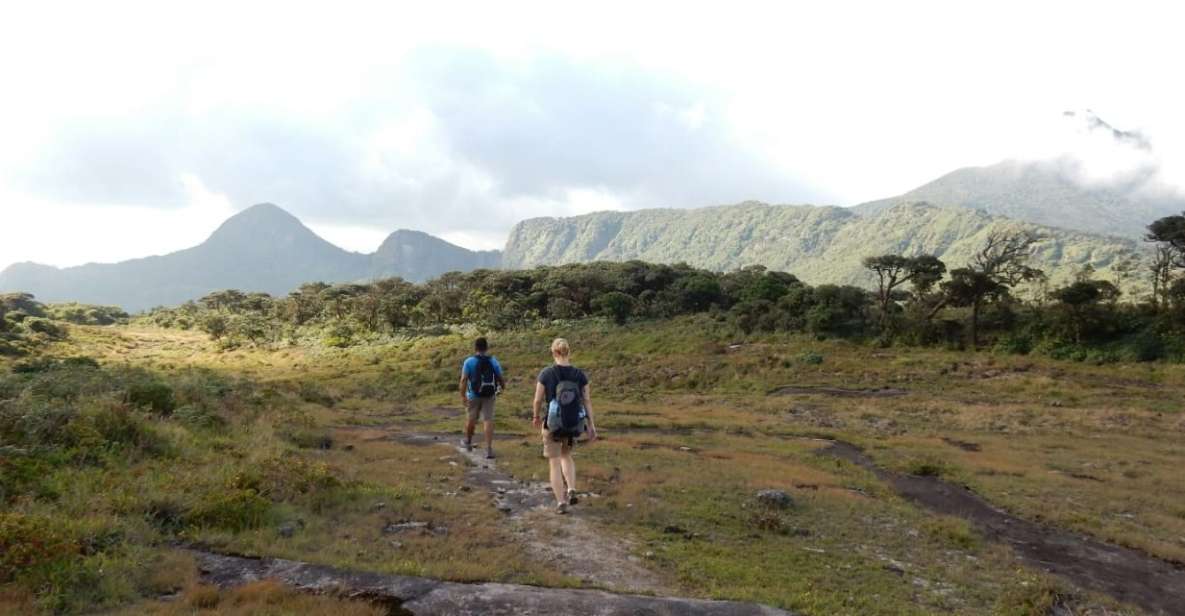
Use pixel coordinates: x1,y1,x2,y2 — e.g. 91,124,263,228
863,254,945,326
972,229,1045,285
593,291,635,325
940,269,1004,348
1146,214,1185,258
1050,279,1120,342
1145,214,1185,311
939,230,1045,348
200,314,229,340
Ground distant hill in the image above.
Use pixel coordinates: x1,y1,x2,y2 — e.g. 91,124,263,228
503,201,1139,287
854,160,1185,238
369,230,500,282
0,204,501,311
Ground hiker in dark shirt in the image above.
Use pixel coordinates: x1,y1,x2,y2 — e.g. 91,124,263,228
532,337,597,514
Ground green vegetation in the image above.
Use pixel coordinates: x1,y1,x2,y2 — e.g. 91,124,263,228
142,219,1185,362
2,303,1179,613
502,201,1139,289
4,212,1185,613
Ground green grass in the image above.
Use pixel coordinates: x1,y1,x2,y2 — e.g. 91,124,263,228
3,315,1179,613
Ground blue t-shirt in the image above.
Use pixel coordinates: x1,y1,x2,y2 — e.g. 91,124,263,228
461,354,503,399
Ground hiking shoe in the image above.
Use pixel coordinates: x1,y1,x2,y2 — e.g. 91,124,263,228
485,449,496,460
566,489,579,506
555,502,570,515
462,439,473,452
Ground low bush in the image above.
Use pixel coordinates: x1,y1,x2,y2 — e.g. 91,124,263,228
184,489,271,532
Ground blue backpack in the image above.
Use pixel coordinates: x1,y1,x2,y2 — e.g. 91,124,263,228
469,355,498,398
546,366,587,439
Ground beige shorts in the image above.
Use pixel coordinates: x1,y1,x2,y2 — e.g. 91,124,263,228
541,428,574,458
466,397,495,422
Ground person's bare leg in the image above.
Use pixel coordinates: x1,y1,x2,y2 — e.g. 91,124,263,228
549,457,567,504
464,417,476,444
560,453,576,494
483,419,494,454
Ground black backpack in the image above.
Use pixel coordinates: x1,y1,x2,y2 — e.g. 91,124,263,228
470,355,498,398
546,366,587,439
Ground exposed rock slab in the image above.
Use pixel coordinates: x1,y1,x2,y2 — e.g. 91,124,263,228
818,441,1185,616
191,550,794,616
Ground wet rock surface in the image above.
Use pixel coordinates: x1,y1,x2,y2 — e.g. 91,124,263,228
818,440,1185,616
190,550,795,615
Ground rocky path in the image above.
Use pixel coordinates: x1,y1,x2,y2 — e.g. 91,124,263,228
191,424,792,613
819,441,1185,616
190,550,792,615
411,431,672,595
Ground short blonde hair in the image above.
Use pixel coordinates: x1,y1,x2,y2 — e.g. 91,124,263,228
550,338,571,357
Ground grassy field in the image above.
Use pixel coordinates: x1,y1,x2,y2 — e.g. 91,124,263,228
3,315,1183,614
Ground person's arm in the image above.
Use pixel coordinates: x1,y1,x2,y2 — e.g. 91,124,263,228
532,382,546,430
494,358,507,392
583,383,597,441
459,363,469,406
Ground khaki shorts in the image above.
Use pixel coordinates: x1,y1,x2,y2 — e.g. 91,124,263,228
466,396,495,422
541,428,574,458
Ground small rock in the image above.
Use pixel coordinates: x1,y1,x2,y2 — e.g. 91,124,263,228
278,522,297,538
382,520,428,534
678,446,693,452
372,502,386,511
663,524,686,534
389,540,403,549
756,489,794,509
460,485,472,492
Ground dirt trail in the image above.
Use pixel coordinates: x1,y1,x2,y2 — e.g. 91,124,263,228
420,431,672,595
190,549,791,615
818,441,1185,616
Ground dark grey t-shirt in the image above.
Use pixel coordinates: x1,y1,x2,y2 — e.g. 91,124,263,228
537,364,589,403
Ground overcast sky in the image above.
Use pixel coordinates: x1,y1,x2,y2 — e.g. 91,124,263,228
1,1,1182,269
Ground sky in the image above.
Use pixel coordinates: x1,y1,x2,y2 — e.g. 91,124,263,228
1,0,1183,269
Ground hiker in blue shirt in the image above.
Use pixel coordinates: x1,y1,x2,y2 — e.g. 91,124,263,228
459,337,505,459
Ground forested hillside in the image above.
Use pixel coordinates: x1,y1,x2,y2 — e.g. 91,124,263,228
503,201,1140,287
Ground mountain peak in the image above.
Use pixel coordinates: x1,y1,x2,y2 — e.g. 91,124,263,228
205,203,313,245
224,202,301,226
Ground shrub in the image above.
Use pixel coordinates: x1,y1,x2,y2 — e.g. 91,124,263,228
24,317,66,339
173,405,227,430
0,512,78,583
993,334,1032,355
185,489,271,531
125,379,176,415
799,351,824,365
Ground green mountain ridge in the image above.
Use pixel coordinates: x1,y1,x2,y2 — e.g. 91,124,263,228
503,201,1139,287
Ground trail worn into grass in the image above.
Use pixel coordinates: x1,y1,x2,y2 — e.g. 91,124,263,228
770,385,908,398
818,441,1185,616
449,432,672,595
190,550,792,615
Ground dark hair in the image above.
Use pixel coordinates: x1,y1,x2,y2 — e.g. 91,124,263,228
474,337,489,353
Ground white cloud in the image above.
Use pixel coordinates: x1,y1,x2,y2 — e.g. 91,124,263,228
2,0,1184,270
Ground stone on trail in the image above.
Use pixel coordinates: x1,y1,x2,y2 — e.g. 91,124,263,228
756,489,793,509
